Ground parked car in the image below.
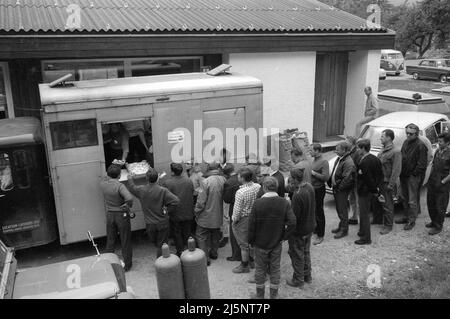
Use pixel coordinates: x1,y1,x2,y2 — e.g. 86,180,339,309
406,59,450,83
380,49,405,76
326,112,449,193
377,89,450,117
379,68,387,80
0,239,135,299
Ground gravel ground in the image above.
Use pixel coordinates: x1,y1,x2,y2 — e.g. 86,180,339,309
122,189,450,299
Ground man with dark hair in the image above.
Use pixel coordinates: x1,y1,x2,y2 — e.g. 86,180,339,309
127,167,179,258
248,177,296,299
222,164,242,262
232,167,261,273
328,141,356,239
346,136,363,226
426,132,450,235
286,168,315,289
377,129,402,235
100,164,134,271
195,163,226,265
310,143,329,245
162,162,195,256
397,123,428,230
355,139,383,245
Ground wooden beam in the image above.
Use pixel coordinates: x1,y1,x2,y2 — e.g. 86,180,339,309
0,34,395,59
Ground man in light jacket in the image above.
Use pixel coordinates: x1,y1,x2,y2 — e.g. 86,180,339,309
377,129,402,235
194,163,226,265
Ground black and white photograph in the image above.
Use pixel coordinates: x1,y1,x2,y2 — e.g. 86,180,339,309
0,0,449,305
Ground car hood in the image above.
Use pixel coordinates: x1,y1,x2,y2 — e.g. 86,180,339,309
13,254,121,299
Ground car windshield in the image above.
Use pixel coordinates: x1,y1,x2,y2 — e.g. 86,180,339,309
387,53,403,60
361,126,406,149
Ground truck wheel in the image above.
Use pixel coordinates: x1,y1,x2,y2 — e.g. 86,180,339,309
440,74,447,83
413,72,419,80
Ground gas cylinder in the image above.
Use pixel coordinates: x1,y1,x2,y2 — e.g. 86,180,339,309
180,237,210,299
155,243,185,299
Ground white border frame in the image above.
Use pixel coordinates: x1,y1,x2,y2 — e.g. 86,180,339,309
0,62,14,118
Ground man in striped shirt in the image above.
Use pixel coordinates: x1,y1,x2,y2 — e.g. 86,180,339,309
231,167,261,274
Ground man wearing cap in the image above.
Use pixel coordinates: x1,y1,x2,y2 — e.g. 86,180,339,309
100,164,134,271
286,168,316,289
127,168,179,258
195,163,227,265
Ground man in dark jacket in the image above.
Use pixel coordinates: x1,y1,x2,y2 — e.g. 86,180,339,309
426,132,450,235
286,168,315,289
222,164,242,261
248,177,296,299
328,141,356,239
397,123,428,230
100,164,134,271
355,139,383,245
127,168,179,258
162,163,195,256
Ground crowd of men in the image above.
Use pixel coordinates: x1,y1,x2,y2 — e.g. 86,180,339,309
99,120,450,299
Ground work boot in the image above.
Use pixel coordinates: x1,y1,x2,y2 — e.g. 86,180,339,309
403,221,415,231
286,278,304,289
395,218,408,224
331,227,340,234
270,288,278,299
428,228,442,235
355,239,372,245
379,226,392,235
304,275,312,284
232,263,250,273
313,237,324,245
250,287,265,299
334,230,348,239
425,222,434,228
219,237,229,248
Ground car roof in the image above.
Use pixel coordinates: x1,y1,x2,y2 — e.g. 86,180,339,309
379,89,444,102
367,112,448,129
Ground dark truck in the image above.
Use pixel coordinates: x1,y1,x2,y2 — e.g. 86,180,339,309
406,59,450,83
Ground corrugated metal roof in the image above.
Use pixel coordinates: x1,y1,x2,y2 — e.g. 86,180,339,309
0,0,387,33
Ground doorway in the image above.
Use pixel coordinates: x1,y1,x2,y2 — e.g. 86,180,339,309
313,52,349,142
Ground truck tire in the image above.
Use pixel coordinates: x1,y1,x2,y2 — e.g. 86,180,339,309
413,72,419,80
440,74,447,83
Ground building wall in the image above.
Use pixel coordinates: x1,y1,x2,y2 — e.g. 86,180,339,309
344,50,381,136
229,52,316,136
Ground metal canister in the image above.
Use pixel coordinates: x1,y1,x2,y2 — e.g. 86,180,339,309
155,243,185,299
180,237,210,299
